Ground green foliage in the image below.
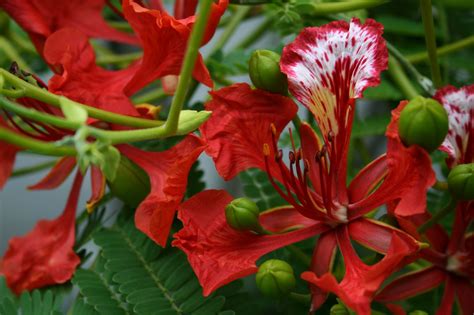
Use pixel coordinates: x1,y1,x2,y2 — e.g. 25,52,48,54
240,168,286,211
72,218,235,315
351,115,391,138
0,278,63,315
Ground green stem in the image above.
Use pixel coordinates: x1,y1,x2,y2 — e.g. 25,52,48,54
292,115,302,133
420,0,443,88
235,18,272,49
295,0,388,15
164,0,215,134
418,198,456,233
208,6,251,57
387,56,419,100
132,87,167,104
0,36,31,72
11,160,57,177
0,126,76,156
387,42,435,95
0,69,165,129
406,35,474,64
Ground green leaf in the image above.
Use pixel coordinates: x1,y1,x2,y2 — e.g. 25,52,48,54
59,96,88,124
351,115,391,138
0,277,63,315
240,168,286,210
176,110,211,136
72,217,238,315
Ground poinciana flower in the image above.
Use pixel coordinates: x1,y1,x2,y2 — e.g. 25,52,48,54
375,85,474,315
173,19,432,314
0,0,225,291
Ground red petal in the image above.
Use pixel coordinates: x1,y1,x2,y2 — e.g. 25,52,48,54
86,166,106,213
0,0,137,52
309,231,337,311
349,101,435,218
348,154,387,203
28,157,76,190
385,304,406,315
0,143,19,190
122,0,228,91
200,83,297,180
375,267,446,302
434,84,474,167
173,190,329,296
281,18,388,188
0,172,83,294
436,277,456,315
348,218,420,254
454,277,474,315
302,226,419,315
44,28,140,117
259,206,316,233
119,135,205,247
174,0,198,19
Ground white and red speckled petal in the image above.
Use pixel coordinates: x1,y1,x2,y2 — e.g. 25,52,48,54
435,84,474,166
281,18,387,143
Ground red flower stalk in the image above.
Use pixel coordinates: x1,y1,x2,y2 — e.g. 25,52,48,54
174,19,429,313
375,85,474,315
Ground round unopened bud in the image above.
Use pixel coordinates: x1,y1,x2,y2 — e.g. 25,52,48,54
249,50,288,94
448,163,474,200
256,259,296,298
330,304,349,315
107,156,150,207
409,311,428,315
398,96,449,152
225,197,260,231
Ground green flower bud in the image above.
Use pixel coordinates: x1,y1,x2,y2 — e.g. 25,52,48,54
409,311,428,315
225,197,260,231
107,156,150,207
256,259,296,298
448,163,474,200
330,304,349,315
249,50,288,94
398,96,449,152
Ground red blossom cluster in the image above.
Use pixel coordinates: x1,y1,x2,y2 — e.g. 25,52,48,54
0,1,472,314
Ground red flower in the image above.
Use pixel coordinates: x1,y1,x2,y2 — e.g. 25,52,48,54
0,0,137,52
176,18,427,313
375,85,474,314
0,172,83,294
375,205,474,314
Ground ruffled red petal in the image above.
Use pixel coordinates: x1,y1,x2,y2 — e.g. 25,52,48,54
0,0,137,52
200,83,297,180
173,190,329,296
122,0,228,91
86,166,106,213
259,206,316,233
119,135,205,247
44,28,140,117
0,172,83,294
349,101,435,218
302,226,419,315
